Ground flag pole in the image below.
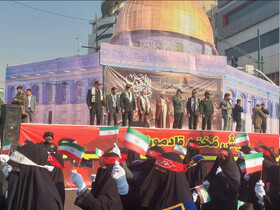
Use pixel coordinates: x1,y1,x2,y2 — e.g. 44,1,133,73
260,168,263,180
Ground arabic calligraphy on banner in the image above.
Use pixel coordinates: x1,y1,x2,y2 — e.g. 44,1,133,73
19,124,279,188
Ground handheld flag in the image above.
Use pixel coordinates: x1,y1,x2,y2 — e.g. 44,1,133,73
47,154,65,170
244,152,263,174
57,142,86,163
173,144,187,156
162,200,196,210
99,126,119,136
195,185,211,204
1,141,11,155
235,133,249,147
124,127,151,156
74,158,94,168
96,148,104,157
238,162,246,173
237,200,245,209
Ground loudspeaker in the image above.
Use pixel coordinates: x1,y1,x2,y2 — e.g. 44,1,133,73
130,121,149,128
0,104,22,147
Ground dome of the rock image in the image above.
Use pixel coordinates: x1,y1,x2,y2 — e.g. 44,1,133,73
111,0,217,55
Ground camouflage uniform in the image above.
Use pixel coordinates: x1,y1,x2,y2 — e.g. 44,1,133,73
12,93,27,111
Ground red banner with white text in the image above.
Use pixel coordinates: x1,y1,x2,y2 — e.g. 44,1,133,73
20,124,279,188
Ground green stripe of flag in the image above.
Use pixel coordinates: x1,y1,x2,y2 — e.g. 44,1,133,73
126,127,150,144
244,152,263,160
236,133,248,138
58,142,86,152
3,141,11,146
100,126,118,131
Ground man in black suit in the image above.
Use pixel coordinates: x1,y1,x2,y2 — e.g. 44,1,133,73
261,103,269,133
106,87,120,126
186,90,201,130
120,84,136,126
87,81,105,125
233,99,243,131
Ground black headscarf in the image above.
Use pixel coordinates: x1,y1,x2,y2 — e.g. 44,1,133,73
126,149,141,167
7,141,63,210
183,140,201,164
140,152,193,210
236,145,251,165
129,146,165,193
48,153,65,206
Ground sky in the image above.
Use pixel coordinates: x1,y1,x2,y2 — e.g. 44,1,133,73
0,1,103,88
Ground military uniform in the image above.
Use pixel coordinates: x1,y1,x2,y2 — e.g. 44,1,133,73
252,107,267,133
200,99,214,130
87,85,105,125
12,93,27,111
221,99,233,131
39,142,57,153
172,93,185,129
186,97,201,130
261,108,269,133
120,91,136,126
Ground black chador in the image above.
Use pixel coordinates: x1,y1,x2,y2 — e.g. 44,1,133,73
203,148,240,210
183,140,207,189
74,152,124,210
7,141,63,210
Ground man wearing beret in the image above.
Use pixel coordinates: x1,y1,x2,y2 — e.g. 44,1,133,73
39,131,57,153
200,91,214,130
120,84,136,126
87,81,105,125
186,90,201,130
172,89,186,129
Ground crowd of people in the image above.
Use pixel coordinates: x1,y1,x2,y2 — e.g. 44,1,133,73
88,81,270,133
0,132,278,210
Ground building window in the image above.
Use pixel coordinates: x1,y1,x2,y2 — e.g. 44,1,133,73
56,83,67,104
223,0,271,26
71,81,83,104
225,28,279,60
96,33,113,42
31,85,40,103
275,104,279,118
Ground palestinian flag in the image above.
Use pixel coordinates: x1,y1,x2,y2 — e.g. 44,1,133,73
99,126,119,136
124,127,151,156
57,142,86,163
95,148,104,157
47,154,65,170
238,162,246,173
173,144,187,156
244,152,264,174
195,185,211,204
2,141,11,155
235,133,249,147
237,200,245,209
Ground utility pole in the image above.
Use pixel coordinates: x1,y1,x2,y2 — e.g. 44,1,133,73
95,13,98,52
261,55,264,79
76,37,81,56
257,29,261,77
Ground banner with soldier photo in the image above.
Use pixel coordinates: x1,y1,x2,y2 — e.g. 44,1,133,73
104,66,224,130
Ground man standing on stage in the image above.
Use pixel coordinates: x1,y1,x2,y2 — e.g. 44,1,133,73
137,89,151,125
221,93,234,131
186,90,201,130
87,81,105,125
261,103,269,133
252,104,267,133
233,99,243,131
200,91,214,130
12,86,27,122
155,91,170,128
172,89,185,129
24,89,37,123
106,87,120,126
120,84,136,126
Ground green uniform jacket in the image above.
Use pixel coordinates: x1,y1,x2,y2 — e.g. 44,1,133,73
13,93,27,110
186,97,201,115
173,94,184,113
120,92,136,112
200,99,214,117
261,108,269,125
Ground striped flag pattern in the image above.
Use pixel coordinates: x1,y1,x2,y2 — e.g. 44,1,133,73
95,148,104,157
57,142,86,163
1,141,12,155
235,133,250,147
173,144,187,156
244,152,264,174
99,126,119,136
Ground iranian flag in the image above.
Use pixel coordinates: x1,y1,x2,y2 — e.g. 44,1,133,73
244,152,264,174
57,142,86,163
238,162,246,173
237,200,245,209
195,185,211,204
235,133,250,147
96,148,104,157
124,127,151,156
173,144,187,156
99,126,119,136
2,141,11,155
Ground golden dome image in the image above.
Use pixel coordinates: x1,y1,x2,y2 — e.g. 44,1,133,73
111,0,217,55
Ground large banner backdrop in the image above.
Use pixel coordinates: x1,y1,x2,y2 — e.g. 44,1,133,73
20,124,279,189
104,66,223,130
